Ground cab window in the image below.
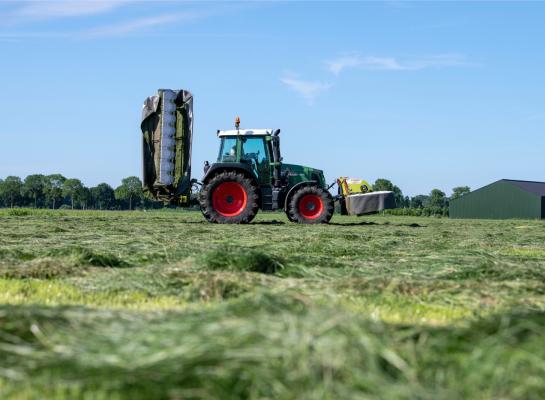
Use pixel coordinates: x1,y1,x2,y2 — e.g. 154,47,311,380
240,137,268,177
218,137,237,162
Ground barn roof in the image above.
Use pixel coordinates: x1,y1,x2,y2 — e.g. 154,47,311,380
503,179,545,196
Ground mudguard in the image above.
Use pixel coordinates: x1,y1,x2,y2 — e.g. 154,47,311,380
202,162,258,184
283,181,318,211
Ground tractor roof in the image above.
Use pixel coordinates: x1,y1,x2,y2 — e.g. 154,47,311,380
217,129,273,137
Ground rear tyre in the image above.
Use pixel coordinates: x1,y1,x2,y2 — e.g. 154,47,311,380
287,185,334,224
200,171,259,224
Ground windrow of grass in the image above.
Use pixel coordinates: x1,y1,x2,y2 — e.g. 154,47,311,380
1,292,544,400
1,210,545,398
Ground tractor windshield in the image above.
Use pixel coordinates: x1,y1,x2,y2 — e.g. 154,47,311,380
217,136,270,181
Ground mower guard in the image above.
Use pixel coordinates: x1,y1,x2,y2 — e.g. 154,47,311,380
344,191,395,215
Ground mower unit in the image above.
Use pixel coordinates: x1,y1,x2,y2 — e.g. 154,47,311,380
336,177,395,216
141,88,394,223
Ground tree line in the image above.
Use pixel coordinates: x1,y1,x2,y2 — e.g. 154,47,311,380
372,178,470,217
0,174,156,210
0,174,471,214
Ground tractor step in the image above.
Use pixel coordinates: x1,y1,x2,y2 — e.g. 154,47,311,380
260,187,281,211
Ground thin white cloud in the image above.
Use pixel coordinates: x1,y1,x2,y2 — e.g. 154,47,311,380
0,31,70,39
326,53,470,75
327,55,366,76
8,0,127,21
0,15,191,39
282,52,471,103
280,75,332,104
83,13,190,37
0,4,221,40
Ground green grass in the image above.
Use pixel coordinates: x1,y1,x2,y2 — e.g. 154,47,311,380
0,209,544,399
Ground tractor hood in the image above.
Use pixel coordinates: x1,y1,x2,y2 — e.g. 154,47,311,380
282,163,326,187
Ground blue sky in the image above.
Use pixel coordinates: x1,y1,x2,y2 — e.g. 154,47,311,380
0,1,543,196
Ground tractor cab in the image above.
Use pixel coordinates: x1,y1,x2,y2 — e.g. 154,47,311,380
215,129,278,187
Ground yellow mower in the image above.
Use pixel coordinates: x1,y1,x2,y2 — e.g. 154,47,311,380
337,177,373,195
336,177,394,216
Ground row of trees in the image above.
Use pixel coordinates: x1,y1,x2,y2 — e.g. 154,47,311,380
0,175,150,210
0,174,470,212
371,178,470,213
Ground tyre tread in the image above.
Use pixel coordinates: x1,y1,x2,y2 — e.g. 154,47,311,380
200,171,259,224
287,185,334,224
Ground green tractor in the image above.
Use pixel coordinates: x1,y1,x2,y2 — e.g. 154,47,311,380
199,125,333,224
141,89,392,224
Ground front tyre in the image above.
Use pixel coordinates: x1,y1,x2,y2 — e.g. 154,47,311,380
200,171,259,224
287,186,334,224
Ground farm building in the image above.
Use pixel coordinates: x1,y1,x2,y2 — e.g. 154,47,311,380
450,179,545,220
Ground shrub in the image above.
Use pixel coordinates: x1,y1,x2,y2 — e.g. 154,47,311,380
382,207,448,217
7,208,31,216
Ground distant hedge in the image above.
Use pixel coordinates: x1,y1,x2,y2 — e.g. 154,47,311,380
382,207,449,217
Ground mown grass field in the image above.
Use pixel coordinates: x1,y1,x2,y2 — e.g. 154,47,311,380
1,209,544,399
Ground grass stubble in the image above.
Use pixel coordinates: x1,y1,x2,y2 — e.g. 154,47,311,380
0,209,544,399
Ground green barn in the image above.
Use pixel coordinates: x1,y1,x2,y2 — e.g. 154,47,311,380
450,179,545,220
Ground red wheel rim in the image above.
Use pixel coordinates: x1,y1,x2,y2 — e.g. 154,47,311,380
212,182,248,217
298,194,324,219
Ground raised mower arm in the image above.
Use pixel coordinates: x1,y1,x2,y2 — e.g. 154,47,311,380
141,89,194,205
